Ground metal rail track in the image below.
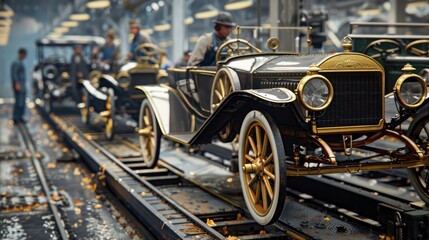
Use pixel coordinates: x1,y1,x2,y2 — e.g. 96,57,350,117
16,123,69,240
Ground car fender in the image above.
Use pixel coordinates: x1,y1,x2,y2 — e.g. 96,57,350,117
81,80,107,101
189,88,297,144
135,85,201,136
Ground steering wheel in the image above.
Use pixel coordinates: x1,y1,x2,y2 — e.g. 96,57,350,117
405,40,429,57
215,38,261,63
134,43,161,64
364,39,402,60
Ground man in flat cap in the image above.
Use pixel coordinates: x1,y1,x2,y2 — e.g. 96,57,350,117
188,12,235,66
128,19,153,61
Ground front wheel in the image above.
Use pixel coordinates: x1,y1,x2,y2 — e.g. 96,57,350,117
407,108,429,204
138,99,161,168
238,110,286,225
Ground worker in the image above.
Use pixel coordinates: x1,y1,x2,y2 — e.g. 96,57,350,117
188,12,235,66
11,48,27,124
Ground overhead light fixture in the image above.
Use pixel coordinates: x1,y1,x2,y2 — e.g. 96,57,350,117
407,1,428,7
0,4,14,17
70,13,91,21
189,36,200,43
48,33,62,38
159,40,173,48
357,8,381,16
86,0,111,9
154,21,171,31
224,0,253,10
184,16,194,25
141,28,153,35
62,21,79,27
54,27,69,33
195,4,219,19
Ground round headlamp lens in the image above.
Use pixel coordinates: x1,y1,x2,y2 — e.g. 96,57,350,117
399,79,424,105
303,78,329,108
119,76,131,88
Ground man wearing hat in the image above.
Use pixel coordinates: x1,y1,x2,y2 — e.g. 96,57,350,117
188,12,235,66
128,19,153,61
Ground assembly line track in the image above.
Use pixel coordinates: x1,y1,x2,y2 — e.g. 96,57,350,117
16,123,69,240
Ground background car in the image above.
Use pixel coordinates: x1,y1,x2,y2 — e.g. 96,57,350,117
33,35,105,112
349,22,429,92
135,30,429,226
80,43,167,140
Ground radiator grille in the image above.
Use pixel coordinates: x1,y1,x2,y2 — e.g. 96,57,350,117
316,71,383,128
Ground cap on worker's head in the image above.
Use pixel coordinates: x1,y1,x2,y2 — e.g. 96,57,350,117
129,19,140,28
213,12,235,27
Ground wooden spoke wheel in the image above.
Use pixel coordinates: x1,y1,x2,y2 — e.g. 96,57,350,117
238,110,286,225
215,38,261,63
210,68,240,142
364,39,401,59
407,109,429,204
105,88,115,140
406,40,429,57
81,89,91,125
138,99,161,168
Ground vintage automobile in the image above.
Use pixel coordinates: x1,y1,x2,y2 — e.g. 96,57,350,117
80,43,166,140
135,28,429,225
33,35,105,112
349,22,429,92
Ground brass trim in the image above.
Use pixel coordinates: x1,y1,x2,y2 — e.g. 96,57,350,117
287,159,429,176
295,74,333,112
188,69,217,75
317,119,385,134
116,71,131,89
394,72,427,109
405,39,429,56
266,37,280,51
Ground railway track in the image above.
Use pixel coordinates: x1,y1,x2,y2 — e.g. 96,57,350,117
38,106,429,239
15,123,69,240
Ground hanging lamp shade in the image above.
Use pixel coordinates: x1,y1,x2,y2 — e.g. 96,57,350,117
86,0,111,9
224,0,253,10
195,4,219,19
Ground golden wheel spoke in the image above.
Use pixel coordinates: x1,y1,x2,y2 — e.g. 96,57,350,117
219,77,226,97
214,89,223,101
248,175,258,187
263,176,274,200
245,154,256,163
255,179,261,204
264,153,273,166
261,133,268,159
263,168,275,180
255,125,261,156
248,135,258,156
261,180,268,211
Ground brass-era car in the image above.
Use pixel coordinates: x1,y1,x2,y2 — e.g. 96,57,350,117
33,35,105,112
135,28,429,225
349,22,429,92
80,43,166,139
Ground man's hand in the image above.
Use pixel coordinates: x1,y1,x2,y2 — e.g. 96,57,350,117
14,81,21,92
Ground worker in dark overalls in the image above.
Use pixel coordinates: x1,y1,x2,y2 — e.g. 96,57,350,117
11,48,27,124
188,12,235,66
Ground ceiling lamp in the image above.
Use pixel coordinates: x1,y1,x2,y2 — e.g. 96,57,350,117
0,3,14,17
48,33,62,38
141,28,153,35
70,13,91,21
159,41,173,48
224,0,253,10
357,8,381,16
62,21,79,27
195,4,219,19
154,21,171,31
86,0,111,9
54,27,69,33
189,36,200,43
184,16,194,25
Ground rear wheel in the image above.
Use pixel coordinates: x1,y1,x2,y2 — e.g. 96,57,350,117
138,99,161,168
105,88,115,140
238,110,286,225
407,109,429,204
